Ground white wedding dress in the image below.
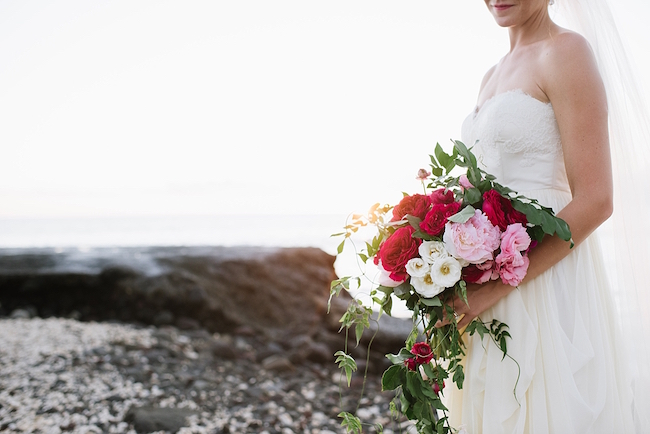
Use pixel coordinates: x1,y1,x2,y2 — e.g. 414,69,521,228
445,89,637,433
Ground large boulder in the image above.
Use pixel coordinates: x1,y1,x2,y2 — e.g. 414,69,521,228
0,246,338,339
0,246,411,368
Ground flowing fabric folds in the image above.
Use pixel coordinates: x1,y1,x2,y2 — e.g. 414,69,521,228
446,190,636,433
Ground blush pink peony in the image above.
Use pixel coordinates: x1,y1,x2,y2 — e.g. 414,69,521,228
443,209,501,264
496,254,530,286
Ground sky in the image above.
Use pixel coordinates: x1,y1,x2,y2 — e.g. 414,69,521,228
1,0,648,219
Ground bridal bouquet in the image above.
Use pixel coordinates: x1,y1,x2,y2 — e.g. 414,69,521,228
329,141,572,434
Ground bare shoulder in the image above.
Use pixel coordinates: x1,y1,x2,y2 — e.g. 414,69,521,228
543,31,596,68
538,29,604,102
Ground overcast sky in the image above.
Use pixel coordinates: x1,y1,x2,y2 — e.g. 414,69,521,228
1,0,648,219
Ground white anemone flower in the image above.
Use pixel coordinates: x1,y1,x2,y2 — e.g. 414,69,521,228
431,256,462,288
411,272,445,298
419,240,450,265
406,258,430,278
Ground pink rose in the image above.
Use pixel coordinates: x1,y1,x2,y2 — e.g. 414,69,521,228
416,168,431,181
496,254,530,286
391,194,431,222
499,223,531,258
411,342,434,364
429,188,455,205
377,226,422,281
443,210,501,264
420,202,462,237
459,174,473,190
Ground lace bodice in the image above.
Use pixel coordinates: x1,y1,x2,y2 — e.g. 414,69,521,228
461,88,570,194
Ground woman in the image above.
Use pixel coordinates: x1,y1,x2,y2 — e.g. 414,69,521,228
440,0,649,432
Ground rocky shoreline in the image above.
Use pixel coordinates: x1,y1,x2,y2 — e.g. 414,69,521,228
0,247,416,433
0,317,413,434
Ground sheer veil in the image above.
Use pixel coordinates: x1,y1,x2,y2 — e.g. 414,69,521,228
552,0,650,429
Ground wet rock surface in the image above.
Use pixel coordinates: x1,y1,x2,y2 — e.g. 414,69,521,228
0,318,414,434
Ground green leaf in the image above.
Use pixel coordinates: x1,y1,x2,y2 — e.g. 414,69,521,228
386,348,413,365
381,295,393,316
337,239,346,255
420,296,442,307
393,281,412,297
338,412,363,434
382,364,406,390
554,217,572,242
355,323,364,346
334,351,357,387
447,205,476,223
540,210,557,235
434,143,452,170
464,187,482,204
328,277,351,313
406,214,423,230
452,364,465,388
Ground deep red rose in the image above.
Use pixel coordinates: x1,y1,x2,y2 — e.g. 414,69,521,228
462,262,495,284
411,342,434,365
420,202,462,236
433,380,445,395
377,226,421,281
405,358,417,371
429,188,455,205
391,194,431,222
482,189,527,231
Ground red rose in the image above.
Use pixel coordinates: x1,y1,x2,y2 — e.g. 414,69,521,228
482,190,527,231
377,226,421,281
411,342,434,364
462,261,496,284
420,202,462,236
433,380,445,395
429,188,455,205
405,358,417,371
391,194,431,222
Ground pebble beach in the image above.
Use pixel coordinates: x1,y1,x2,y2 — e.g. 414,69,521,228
0,317,413,434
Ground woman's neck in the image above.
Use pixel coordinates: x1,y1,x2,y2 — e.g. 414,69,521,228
507,9,556,51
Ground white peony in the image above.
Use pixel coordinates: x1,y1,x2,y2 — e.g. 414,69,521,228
411,272,445,298
405,257,430,278
419,240,449,264
431,256,463,288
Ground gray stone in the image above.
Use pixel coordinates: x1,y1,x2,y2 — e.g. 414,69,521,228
261,355,295,372
125,406,195,433
9,309,31,319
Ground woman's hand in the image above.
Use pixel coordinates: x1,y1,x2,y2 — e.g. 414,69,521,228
437,280,515,329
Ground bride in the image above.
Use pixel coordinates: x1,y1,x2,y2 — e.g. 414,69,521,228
440,0,650,432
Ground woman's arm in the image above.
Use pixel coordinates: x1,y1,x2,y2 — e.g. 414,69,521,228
443,32,612,328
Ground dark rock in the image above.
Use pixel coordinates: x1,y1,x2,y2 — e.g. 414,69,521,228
175,316,200,330
124,406,196,433
211,341,238,360
261,355,295,372
0,246,336,339
152,310,174,326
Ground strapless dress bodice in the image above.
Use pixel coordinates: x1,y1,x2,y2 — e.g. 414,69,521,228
461,88,570,195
